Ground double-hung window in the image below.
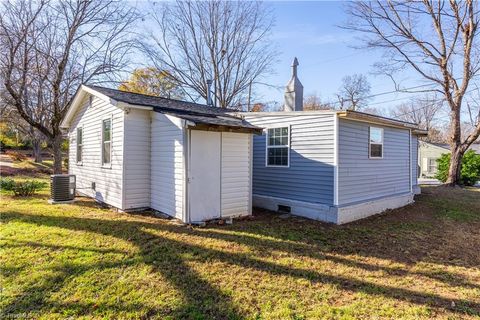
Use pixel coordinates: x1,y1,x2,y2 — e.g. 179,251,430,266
76,127,83,164
369,127,383,158
102,119,112,166
427,158,437,174
266,127,289,167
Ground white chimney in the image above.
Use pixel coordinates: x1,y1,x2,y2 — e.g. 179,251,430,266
284,57,303,111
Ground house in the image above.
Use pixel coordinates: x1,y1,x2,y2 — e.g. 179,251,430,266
418,141,480,178
60,58,427,225
60,85,261,223
240,58,427,224
418,142,449,178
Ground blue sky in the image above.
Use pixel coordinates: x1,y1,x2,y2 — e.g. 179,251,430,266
134,1,437,114
259,1,417,111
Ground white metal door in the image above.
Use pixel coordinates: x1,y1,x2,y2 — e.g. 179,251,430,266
188,130,221,222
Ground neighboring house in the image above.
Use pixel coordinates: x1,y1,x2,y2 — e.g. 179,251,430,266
418,142,449,178
418,141,480,178
60,85,261,223
241,58,427,224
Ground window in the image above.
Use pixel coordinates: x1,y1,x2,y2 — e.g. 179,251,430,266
369,127,383,158
427,158,437,174
76,127,83,164
102,118,112,166
266,127,289,166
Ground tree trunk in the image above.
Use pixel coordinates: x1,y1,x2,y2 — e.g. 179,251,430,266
52,135,63,174
445,148,463,186
32,139,42,163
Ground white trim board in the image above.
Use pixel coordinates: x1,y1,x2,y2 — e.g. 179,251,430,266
333,114,339,206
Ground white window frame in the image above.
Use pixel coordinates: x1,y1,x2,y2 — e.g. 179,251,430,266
427,158,437,174
265,125,290,168
101,116,112,168
76,126,83,165
369,126,384,159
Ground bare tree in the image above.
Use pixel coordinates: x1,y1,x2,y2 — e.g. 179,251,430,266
391,95,444,142
336,74,371,110
1,103,45,162
361,106,385,116
141,0,276,108
345,1,480,186
1,83,47,162
303,94,331,111
0,0,137,173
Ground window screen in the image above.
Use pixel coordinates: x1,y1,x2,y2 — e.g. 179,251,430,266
428,158,437,173
102,119,112,166
266,127,289,166
369,127,383,158
76,127,83,163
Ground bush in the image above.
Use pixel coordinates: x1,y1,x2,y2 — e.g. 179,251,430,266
0,177,15,191
435,150,480,186
0,178,47,196
64,157,69,170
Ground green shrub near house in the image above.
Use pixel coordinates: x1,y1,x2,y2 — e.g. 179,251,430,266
436,149,480,186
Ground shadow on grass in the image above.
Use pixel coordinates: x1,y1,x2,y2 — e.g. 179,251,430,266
2,211,244,319
2,210,480,318
3,239,128,255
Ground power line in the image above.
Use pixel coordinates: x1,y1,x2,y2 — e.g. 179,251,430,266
388,86,480,120
329,81,447,109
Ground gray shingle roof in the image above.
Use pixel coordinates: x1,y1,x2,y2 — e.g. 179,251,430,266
86,85,261,132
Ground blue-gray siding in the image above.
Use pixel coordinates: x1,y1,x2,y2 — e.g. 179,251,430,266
244,114,335,205
338,119,411,205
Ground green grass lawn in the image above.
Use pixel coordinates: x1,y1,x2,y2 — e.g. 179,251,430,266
1,177,479,319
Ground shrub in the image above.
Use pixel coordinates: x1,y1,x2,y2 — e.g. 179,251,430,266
63,157,69,171
12,180,47,196
0,177,15,191
0,178,47,196
435,150,480,186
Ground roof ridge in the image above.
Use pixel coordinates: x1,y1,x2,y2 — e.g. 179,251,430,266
85,84,238,112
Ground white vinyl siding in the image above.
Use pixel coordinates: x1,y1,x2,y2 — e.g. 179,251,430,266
150,113,185,219
68,95,124,208
123,108,151,209
221,132,252,217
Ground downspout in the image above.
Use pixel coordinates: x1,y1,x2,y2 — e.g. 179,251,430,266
182,120,190,223
409,129,412,194
121,110,127,210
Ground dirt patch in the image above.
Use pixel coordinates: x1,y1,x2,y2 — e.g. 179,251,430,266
0,155,53,177
0,165,51,177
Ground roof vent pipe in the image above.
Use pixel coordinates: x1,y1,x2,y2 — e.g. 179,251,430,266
206,79,213,106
